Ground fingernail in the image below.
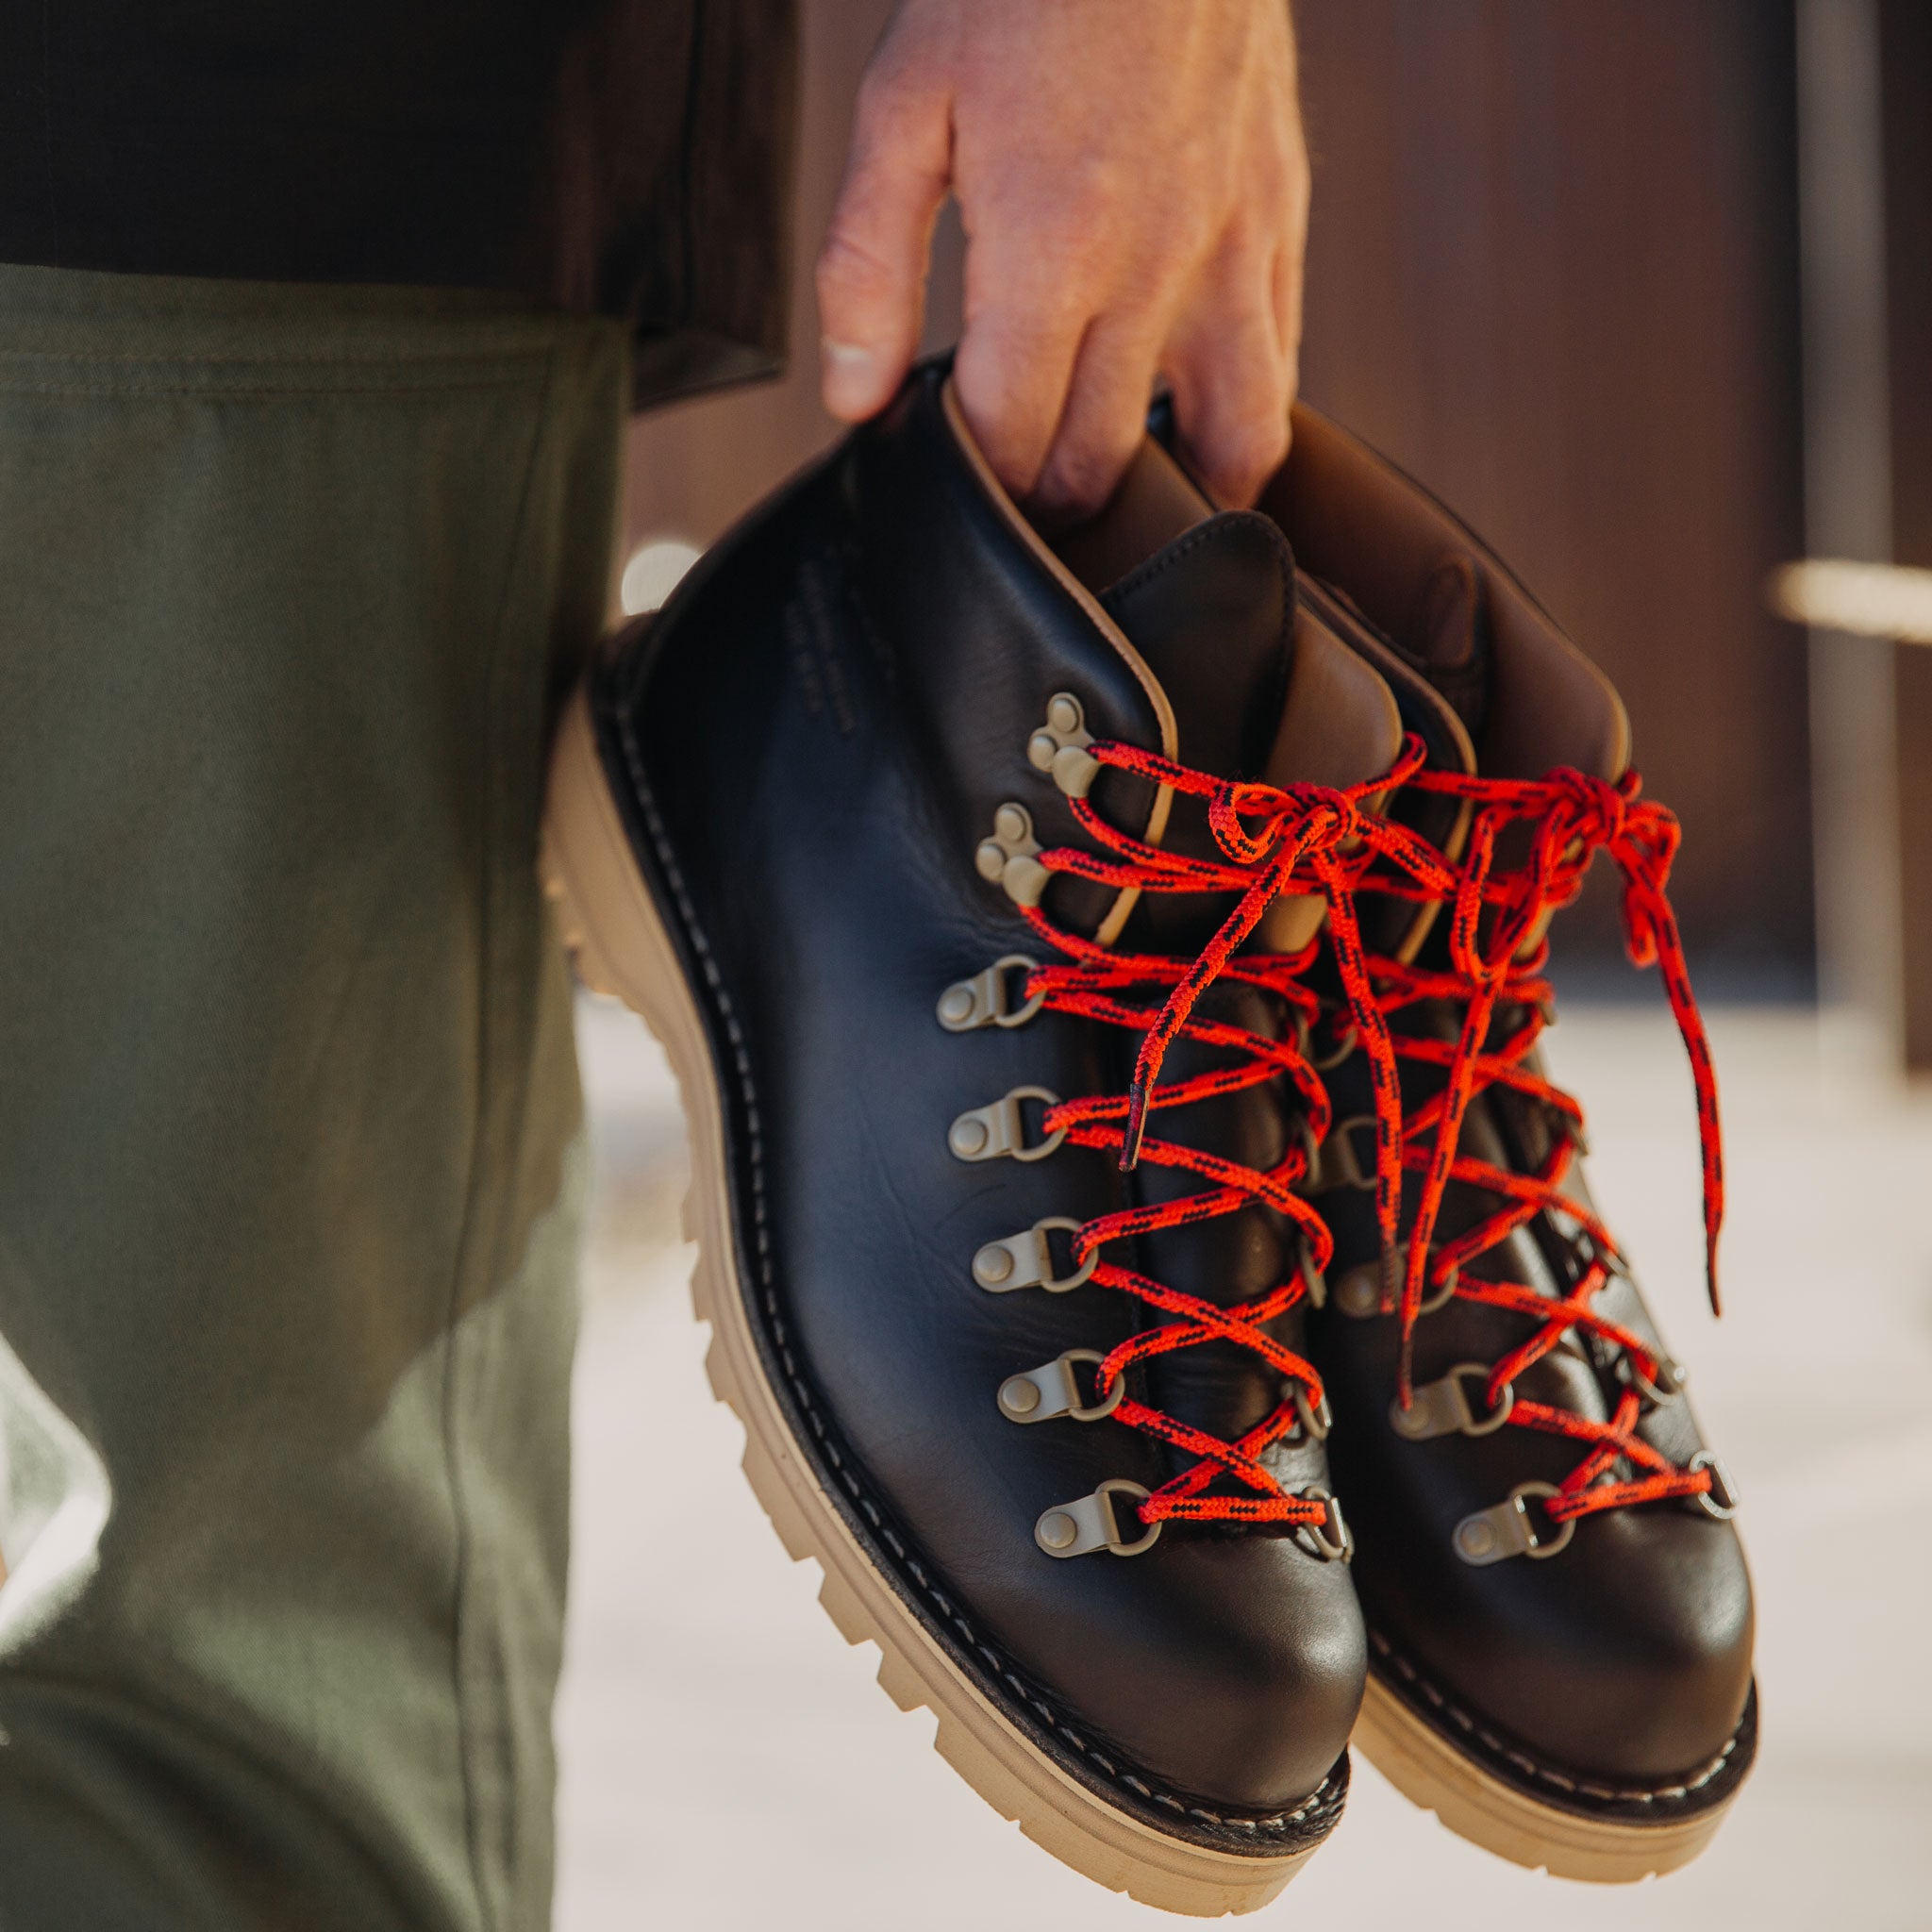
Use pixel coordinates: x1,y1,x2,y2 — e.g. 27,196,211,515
821,337,878,413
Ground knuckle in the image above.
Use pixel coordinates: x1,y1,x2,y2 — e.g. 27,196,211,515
1203,413,1290,503
1043,440,1130,516
954,380,1051,499
997,172,1140,284
1215,214,1277,283
1231,413,1292,477
1058,151,1132,227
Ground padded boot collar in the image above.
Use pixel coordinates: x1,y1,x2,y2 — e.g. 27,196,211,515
1262,403,1630,785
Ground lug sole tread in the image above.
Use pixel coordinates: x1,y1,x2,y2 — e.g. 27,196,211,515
1353,1673,1735,1882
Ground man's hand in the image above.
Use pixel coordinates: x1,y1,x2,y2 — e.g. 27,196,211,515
816,0,1309,520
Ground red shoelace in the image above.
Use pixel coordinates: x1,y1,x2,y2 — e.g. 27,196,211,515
1022,738,1726,1532
1341,758,1728,1524
1018,738,1429,1527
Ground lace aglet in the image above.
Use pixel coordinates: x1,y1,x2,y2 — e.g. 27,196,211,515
1119,1083,1149,1171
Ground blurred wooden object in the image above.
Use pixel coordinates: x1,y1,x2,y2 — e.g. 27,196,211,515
1882,0,1932,1068
1791,0,1900,1056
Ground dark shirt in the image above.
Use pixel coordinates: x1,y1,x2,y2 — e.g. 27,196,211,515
0,0,798,408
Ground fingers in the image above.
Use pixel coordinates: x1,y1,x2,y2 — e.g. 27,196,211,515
816,58,953,421
950,244,1091,504
1272,140,1312,434
956,173,1187,514
1162,235,1293,509
1273,240,1306,420
821,0,1312,510
1025,311,1172,524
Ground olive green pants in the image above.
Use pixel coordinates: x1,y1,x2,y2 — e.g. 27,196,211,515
0,266,628,1930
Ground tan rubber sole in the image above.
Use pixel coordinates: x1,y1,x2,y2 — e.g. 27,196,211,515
1354,1672,1738,1882
539,685,1317,1917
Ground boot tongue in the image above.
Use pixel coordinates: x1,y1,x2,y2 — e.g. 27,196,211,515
1098,520,1403,1471
1098,509,1294,786
1098,511,1402,950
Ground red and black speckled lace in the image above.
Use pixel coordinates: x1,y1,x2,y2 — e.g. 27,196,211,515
1013,738,1425,1529
1014,736,1726,1534
1342,759,1727,1525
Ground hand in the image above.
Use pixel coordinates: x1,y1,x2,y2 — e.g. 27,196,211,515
816,0,1310,520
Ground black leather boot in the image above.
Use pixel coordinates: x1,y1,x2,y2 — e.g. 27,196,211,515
541,367,1412,1911
1254,408,1757,1880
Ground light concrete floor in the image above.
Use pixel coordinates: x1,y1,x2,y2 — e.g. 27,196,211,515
556,997,1932,1930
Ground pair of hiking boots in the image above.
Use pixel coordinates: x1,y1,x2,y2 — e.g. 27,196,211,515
542,364,1756,1915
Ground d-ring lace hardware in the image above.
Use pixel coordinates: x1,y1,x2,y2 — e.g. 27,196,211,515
1291,1487,1354,1563
948,1086,1066,1163
974,802,1050,908
982,733,1433,1539
1453,1480,1575,1566
936,954,1046,1032
1308,1016,1358,1073
972,1217,1096,1293
1291,1383,1333,1442
1690,1450,1740,1519
1026,691,1101,798
1415,1253,1460,1318
1297,1247,1327,1312
1035,1479,1161,1558
1617,1350,1688,1406
1389,1361,1514,1442
1303,1115,1380,1194
997,1350,1124,1425
1568,1225,1633,1284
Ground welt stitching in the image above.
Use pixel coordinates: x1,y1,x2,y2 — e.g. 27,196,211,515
1368,1629,1744,1807
613,697,1341,1844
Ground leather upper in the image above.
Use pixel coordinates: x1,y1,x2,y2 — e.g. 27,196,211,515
1259,407,1757,1796
592,365,1366,1826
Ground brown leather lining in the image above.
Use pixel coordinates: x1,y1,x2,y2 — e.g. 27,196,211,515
1051,437,1218,597
1263,407,1630,784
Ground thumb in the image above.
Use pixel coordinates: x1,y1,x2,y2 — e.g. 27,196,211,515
816,66,952,421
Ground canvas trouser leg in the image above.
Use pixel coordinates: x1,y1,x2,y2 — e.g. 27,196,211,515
0,264,627,1931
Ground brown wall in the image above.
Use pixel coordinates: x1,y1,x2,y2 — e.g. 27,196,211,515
625,0,1813,979
1293,0,1809,977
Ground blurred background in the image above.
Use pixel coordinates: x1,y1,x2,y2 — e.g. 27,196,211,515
556,3,1932,1925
